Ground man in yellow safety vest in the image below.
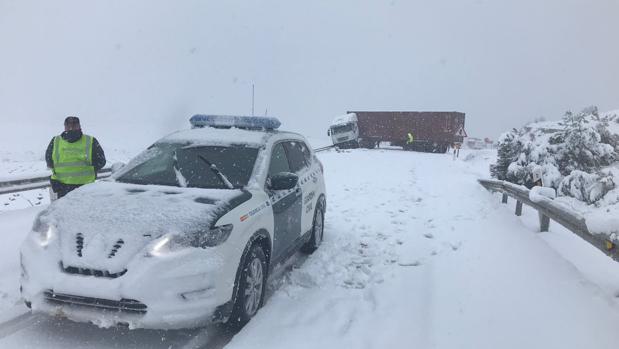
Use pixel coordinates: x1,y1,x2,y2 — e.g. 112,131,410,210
406,132,414,144
45,116,106,198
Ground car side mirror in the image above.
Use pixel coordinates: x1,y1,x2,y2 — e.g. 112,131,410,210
268,172,298,190
327,129,331,136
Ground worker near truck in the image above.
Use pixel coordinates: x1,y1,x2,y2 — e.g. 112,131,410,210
45,116,106,199
452,142,461,160
406,132,414,145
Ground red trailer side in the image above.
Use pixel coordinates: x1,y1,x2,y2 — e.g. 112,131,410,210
348,111,465,152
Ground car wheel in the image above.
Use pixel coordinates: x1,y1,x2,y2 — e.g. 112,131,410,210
301,199,325,253
228,244,267,327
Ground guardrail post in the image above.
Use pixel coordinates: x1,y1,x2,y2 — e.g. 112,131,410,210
539,213,550,232
501,193,508,204
515,200,523,216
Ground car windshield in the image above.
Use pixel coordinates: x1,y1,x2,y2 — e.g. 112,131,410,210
116,143,259,189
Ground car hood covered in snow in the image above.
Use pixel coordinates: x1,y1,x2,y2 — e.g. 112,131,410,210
38,181,245,273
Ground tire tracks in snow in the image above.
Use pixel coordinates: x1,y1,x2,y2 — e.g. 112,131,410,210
0,311,40,340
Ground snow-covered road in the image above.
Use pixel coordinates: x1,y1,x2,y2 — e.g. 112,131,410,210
1,149,619,348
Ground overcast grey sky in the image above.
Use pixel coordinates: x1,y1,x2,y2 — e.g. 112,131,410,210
0,0,617,152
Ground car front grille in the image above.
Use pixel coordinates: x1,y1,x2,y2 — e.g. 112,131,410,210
60,262,127,279
75,233,84,257
43,290,147,314
75,234,125,259
108,239,125,258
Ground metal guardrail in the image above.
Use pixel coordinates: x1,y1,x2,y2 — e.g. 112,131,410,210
0,169,112,196
479,179,619,262
314,145,336,153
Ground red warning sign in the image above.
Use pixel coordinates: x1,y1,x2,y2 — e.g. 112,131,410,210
454,127,468,137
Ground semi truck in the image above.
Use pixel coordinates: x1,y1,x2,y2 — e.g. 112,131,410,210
327,111,466,153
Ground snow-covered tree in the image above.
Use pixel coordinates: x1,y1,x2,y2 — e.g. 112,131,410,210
558,109,615,175
492,106,618,203
490,130,519,180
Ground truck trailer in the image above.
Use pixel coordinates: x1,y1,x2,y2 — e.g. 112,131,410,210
327,111,466,153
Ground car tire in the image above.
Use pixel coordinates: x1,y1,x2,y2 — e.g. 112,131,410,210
227,244,268,328
301,199,325,254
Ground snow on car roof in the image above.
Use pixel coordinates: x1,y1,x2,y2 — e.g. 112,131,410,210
159,125,306,148
331,113,357,126
159,127,277,147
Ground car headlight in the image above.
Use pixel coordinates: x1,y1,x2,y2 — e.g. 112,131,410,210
32,217,55,248
147,224,234,256
191,224,234,248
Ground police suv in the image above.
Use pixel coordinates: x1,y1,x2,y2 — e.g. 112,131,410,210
20,115,326,329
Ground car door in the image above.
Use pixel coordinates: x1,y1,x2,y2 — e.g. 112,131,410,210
267,142,303,262
282,140,316,236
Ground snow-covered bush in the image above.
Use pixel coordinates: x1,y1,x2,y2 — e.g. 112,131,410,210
557,108,615,174
500,124,563,188
558,170,615,204
596,113,619,152
489,130,519,180
491,106,618,203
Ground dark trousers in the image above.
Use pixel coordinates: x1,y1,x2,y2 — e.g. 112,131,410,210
50,178,82,198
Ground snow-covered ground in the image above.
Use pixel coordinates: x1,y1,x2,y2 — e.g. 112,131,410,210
1,148,619,348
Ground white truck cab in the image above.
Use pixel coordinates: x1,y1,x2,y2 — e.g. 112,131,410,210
327,113,359,148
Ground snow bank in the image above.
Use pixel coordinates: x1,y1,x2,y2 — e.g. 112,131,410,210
558,170,615,204
586,208,619,242
529,186,557,203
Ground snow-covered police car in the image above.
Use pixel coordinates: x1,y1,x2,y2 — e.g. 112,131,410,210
20,115,326,329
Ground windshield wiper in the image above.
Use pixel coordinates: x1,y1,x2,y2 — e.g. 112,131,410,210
172,152,188,187
197,155,234,189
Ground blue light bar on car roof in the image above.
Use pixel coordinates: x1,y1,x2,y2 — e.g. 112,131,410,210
190,115,281,130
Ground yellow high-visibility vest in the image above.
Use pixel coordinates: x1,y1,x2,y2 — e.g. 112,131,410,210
50,135,96,185
407,133,414,144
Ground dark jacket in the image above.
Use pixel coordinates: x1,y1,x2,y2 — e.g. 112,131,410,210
45,131,106,171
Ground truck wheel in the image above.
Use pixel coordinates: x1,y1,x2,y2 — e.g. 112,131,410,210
228,245,268,328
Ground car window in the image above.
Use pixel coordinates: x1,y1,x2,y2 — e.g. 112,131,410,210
283,141,309,173
268,143,291,176
117,144,258,189
297,141,312,166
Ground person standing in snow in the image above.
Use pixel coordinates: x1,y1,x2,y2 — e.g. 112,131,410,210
406,132,414,145
45,116,106,199
452,142,461,160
